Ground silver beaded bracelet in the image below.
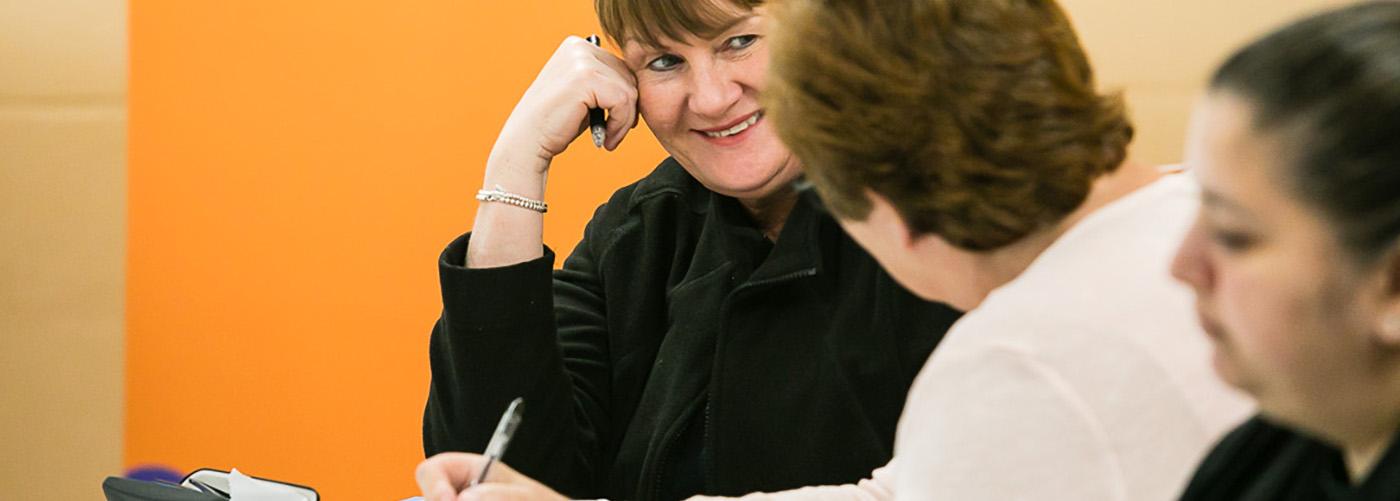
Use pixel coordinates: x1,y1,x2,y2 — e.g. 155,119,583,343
475,185,548,213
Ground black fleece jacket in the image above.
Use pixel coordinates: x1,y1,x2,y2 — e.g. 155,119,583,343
424,158,960,500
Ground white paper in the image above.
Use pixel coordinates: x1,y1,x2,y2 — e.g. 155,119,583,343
228,468,309,501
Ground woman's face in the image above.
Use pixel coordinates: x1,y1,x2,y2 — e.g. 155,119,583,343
620,6,801,201
1171,93,1396,433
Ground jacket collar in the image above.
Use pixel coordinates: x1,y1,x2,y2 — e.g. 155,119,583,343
748,191,827,284
628,157,830,285
627,157,710,215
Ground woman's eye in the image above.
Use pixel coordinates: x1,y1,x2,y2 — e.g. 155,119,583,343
1210,229,1257,252
646,54,683,72
726,34,758,51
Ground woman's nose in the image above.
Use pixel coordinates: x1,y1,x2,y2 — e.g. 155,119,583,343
1171,220,1215,292
686,63,743,119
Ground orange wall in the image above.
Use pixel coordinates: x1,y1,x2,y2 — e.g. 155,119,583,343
127,1,665,499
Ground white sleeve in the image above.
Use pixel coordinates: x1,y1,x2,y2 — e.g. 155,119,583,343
893,345,1125,501
684,460,897,501
687,345,1130,501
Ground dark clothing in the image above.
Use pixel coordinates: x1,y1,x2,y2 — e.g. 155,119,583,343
1180,415,1400,501
423,159,961,500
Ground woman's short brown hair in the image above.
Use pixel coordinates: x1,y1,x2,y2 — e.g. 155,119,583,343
767,0,1133,251
596,0,763,48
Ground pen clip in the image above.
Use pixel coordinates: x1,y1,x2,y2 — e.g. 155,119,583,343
483,397,524,458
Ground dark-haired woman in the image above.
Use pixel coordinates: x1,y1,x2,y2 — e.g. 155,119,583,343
1173,3,1400,500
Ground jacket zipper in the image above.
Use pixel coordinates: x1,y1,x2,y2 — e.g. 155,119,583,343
683,266,819,495
650,394,706,501
701,398,715,490
736,268,818,292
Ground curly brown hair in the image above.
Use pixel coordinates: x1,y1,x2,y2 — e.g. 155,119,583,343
596,0,764,48
766,0,1133,251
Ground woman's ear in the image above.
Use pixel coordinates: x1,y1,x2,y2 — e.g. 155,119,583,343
1373,243,1400,347
862,189,919,251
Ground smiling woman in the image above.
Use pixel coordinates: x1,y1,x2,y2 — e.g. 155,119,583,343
416,0,961,499
614,7,801,220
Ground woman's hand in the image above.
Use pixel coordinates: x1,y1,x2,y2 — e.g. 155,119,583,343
415,452,568,501
494,36,640,174
466,36,638,268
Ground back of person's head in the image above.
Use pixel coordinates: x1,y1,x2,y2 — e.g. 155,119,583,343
597,0,763,47
765,0,1133,251
1210,1,1400,262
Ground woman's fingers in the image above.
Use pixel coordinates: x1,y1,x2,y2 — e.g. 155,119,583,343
498,36,636,161
458,484,534,501
415,452,568,501
579,45,640,151
415,453,484,501
428,460,567,501
594,79,639,151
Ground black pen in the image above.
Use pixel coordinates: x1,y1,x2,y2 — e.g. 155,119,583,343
471,397,524,487
585,35,608,148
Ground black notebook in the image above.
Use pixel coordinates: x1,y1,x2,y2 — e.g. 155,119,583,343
102,477,224,501
103,468,319,501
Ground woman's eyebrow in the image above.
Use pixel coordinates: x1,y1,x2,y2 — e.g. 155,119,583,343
714,14,758,34
1202,189,1257,221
